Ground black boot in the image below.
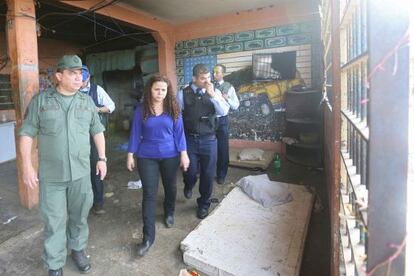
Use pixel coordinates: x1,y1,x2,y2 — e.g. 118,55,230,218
137,240,152,257
71,250,91,274
48,268,63,276
165,215,174,228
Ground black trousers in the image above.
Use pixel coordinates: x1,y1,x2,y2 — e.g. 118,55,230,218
90,137,104,207
216,116,229,181
183,135,217,209
137,156,180,243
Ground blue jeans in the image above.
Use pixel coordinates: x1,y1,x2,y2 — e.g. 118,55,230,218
137,156,180,243
90,138,103,207
183,135,217,209
216,116,229,181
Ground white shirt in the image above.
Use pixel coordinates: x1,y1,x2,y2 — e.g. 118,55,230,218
216,80,240,115
81,82,115,113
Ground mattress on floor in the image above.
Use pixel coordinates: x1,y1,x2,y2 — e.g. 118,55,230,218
229,148,276,170
181,183,314,276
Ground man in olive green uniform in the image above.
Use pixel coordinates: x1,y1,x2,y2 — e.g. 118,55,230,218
19,55,107,276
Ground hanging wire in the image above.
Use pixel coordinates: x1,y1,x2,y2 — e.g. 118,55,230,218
77,14,151,44
36,0,120,26
82,32,155,50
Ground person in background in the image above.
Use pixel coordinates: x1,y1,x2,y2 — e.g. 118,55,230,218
127,74,189,257
213,64,240,184
177,64,230,219
19,55,106,276
80,65,115,215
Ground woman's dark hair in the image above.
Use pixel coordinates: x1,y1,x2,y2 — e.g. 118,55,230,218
142,74,180,121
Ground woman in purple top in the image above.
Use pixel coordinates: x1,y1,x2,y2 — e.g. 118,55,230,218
127,74,189,257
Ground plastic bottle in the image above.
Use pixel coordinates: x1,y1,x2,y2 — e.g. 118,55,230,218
273,154,281,175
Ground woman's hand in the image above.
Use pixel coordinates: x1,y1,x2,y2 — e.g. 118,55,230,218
127,153,135,171
180,151,190,172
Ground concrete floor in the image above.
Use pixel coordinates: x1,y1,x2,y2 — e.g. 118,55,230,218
0,133,330,276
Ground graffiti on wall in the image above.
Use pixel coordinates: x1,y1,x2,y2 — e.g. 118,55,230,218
176,22,316,141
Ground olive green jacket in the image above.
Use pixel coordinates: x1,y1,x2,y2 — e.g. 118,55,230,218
19,88,105,182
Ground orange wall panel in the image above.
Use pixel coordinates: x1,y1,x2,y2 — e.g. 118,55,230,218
174,3,316,42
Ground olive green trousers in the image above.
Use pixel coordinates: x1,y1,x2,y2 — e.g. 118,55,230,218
39,175,93,270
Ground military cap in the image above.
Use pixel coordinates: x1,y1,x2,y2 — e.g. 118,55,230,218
57,55,82,70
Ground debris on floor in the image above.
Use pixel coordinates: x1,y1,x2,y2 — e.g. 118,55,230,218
2,215,17,225
104,192,114,198
179,268,200,276
237,174,293,207
127,180,142,189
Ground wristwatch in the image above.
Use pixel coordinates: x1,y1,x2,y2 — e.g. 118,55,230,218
98,157,107,162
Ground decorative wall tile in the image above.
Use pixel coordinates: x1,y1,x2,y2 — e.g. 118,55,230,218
235,31,254,41
175,41,183,49
184,39,199,48
217,34,234,44
225,42,243,52
265,37,287,48
244,40,264,51
176,49,190,58
199,37,216,46
176,67,184,75
255,27,276,39
183,56,217,85
176,58,184,67
287,34,311,45
178,76,185,85
276,24,300,36
191,47,207,57
207,45,225,55
300,22,312,33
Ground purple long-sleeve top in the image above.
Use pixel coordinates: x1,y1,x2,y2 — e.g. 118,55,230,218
127,104,187,158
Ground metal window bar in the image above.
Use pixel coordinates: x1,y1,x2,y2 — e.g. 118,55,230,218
361,62,367,122
361,0,367,53
339,1,370,275
352,68,356,114
252,54,281,80
347,70,351,110
347,25,351,62
357,65,361,118
356,6,361,57
351,69,355,114
0,75,14,111
356,134,360,175
352,13,356,60
361,139,368,190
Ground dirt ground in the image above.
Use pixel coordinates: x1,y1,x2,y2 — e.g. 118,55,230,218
0,132,330,275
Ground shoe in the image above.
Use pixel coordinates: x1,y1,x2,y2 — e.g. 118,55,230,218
183,188,192,199
165,215,174,228
217,178,225,185
92,205,105,215
137,240,152,257
49,268,63,276
197,207,209,219
71,250,91,274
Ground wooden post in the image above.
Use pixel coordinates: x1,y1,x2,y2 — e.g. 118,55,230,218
152,31,177,89
330,0,341,275
6,0,39,208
